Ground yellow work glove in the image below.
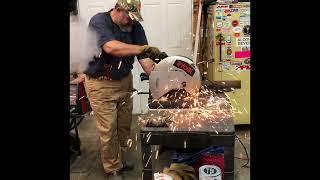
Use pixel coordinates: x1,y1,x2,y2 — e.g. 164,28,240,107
163,163,197,180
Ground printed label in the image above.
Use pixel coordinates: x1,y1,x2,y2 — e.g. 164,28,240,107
173,60,195,76
236,37,250,47
240,16,250,22
235,51,251,58
232,20,239,27
233,26,242,33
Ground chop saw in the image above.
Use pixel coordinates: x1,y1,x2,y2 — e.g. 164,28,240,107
137,55,235,127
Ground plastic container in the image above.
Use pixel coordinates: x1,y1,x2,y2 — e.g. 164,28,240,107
199,165,222,180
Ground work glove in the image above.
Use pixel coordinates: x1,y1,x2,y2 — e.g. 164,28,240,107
153,52,169,63
140,45,167,63
163,163,197,180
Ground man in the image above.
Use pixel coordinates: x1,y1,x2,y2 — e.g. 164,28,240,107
83,0,165,178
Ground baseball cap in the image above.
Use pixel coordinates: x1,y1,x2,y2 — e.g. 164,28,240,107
117,0,143,21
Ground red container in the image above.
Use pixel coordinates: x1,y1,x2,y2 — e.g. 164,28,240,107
70,76,91,114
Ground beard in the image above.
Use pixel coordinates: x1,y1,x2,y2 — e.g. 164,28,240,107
118,24,133,32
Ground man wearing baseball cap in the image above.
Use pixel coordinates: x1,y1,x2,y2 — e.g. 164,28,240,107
83,0,166,179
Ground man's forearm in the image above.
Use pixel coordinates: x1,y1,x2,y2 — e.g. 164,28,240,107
103,40,144,57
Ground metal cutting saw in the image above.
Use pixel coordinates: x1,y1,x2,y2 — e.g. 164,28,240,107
139,55,221,127
138,55,236,127
149,55,202,100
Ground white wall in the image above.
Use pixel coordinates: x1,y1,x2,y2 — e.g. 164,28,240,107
76,0,193,114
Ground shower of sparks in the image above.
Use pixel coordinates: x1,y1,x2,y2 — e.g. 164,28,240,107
130,92,138,98
145,154,152,168
130,89,143,98
127,139,133,148
155,150,159,159
197,61,206,64
117,61,122,69
146,132,152,142
135,133,138,142
79,96,85,100
172,126,177,132
214,129,218,134
243,107,248,114
137,85,236,133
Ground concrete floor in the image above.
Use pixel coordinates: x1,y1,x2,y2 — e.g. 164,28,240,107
70,114,250,180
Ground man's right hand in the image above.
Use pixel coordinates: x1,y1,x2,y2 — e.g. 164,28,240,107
140,45,162,60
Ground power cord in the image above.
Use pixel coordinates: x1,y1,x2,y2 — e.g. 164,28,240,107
235,134,250,168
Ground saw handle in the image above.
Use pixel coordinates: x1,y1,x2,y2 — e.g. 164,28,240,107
140,73,149,81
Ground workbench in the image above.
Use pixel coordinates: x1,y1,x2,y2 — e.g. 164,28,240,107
139,109,235,180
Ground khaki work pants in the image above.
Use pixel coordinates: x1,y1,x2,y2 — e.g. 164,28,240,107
84,73,133,173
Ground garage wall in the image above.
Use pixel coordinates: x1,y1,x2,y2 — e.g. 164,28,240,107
74,0,194,114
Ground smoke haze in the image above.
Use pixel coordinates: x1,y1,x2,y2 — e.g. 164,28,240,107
70,15,99,73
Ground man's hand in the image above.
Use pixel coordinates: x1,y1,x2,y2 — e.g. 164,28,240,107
153,52,168,63
140,45,162,60
140,45,168,63
141,45,161,55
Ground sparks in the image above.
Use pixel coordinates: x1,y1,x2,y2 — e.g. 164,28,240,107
243,107,248,114
127,139,133,148
155,150,159,159
146,134,151,142
117,60,122,69
145,154,152,168
130,91,138,98
135,133,138,142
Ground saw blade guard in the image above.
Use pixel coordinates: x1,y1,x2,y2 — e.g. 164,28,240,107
149,56,201,99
